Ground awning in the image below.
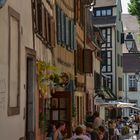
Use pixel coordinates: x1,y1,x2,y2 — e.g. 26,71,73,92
100,88,117,100
129,106,140,111
97,101,135,108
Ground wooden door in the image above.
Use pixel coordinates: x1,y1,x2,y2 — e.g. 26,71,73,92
50,91,72,137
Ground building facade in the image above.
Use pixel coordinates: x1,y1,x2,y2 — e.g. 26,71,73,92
123,53,140,116
0,0,34,139
93,0,124,99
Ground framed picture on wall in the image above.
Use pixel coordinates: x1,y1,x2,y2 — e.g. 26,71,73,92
52,110,58,120
60,98,66,108
60,110,66,120
51,98,58,108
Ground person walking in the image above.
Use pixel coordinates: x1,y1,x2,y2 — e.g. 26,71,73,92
53,122,66,140
93,111,103,130
91,125,106,140
47,123,57,140
70,126,91,140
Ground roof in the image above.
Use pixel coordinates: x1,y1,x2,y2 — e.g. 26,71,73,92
93,16,116,27
122,14,140,52
122,14,139,33
94,0,116,8
123,53,140,73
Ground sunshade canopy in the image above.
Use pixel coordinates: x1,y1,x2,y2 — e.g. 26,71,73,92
97,101,135,108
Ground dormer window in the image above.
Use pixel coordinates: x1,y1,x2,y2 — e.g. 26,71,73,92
95,8,112,17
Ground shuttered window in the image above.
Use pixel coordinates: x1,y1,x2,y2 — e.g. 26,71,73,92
73,25,77,50
32,0,53,47
42,4,45,39
50,19,55,47
77,46,83,73
56,5,61,43
45,10,49,42
55,5,75,50
83,49,93,73
94,72,101,92
66,17,69,46
37,0,42,35
61,10,65,43
70,21,73,50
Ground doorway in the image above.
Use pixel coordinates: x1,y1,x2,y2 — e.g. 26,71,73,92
50,91,72,137
26,48,36,140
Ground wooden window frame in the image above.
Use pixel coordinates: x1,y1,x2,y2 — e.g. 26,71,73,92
8,6,20,116
128,75,137,92
95,7,112,17
101,27,112,48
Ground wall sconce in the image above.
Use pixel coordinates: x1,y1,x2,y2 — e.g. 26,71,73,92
125,32,136,52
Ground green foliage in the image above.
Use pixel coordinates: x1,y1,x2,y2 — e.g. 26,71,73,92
121,126,129,135
128,0,140,21
72,104,76,117
39,112,46,131
36,60,59,97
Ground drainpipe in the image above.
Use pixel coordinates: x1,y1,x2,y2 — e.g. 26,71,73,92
124,73,128,116
83,1,96,115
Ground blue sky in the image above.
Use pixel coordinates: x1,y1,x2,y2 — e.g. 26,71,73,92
121,0,130,13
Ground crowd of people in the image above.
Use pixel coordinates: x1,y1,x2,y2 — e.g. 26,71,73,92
46,111,140,140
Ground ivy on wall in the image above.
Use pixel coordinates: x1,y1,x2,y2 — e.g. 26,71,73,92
36,60,59,97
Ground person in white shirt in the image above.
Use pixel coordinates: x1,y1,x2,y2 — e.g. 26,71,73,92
70,126,91,140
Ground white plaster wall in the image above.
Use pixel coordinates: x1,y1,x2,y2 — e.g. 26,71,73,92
123,73,140,116
112,1,123,97
0,0,33,139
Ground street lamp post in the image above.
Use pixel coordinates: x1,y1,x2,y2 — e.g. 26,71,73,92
125,32,136,52
124,32,140,116
135,70,140,82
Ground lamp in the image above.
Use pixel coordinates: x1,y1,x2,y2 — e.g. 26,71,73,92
0,0,7,8
135,70,140,82
125,32,135,52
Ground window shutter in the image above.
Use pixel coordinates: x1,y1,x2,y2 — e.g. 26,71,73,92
70,21,74,50
37,0,42,35
45,10,49,42
48,15,51,44
50,18,55,47
83,49,93,73
73,25,77,50
64,14,66,45
77,47,83,73
66,17,69,46
101,51,107,66
33,0,38,32
121,32,124,44
61,10,65,43
68,20,71,49
42,4,45,39
56,5,61,43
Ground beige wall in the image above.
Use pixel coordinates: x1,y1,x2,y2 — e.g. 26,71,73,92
0,0,33,139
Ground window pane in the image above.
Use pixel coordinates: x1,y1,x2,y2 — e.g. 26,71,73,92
107,36,111,42
107,28,111,34
108,66,111,72
96,10,101,16
102,44,106,47
102,66,106,72
107,43,111,47
108,59,111,65
102,10,106,16
107,51,111,57
107,9,111,15
102,29,106,34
